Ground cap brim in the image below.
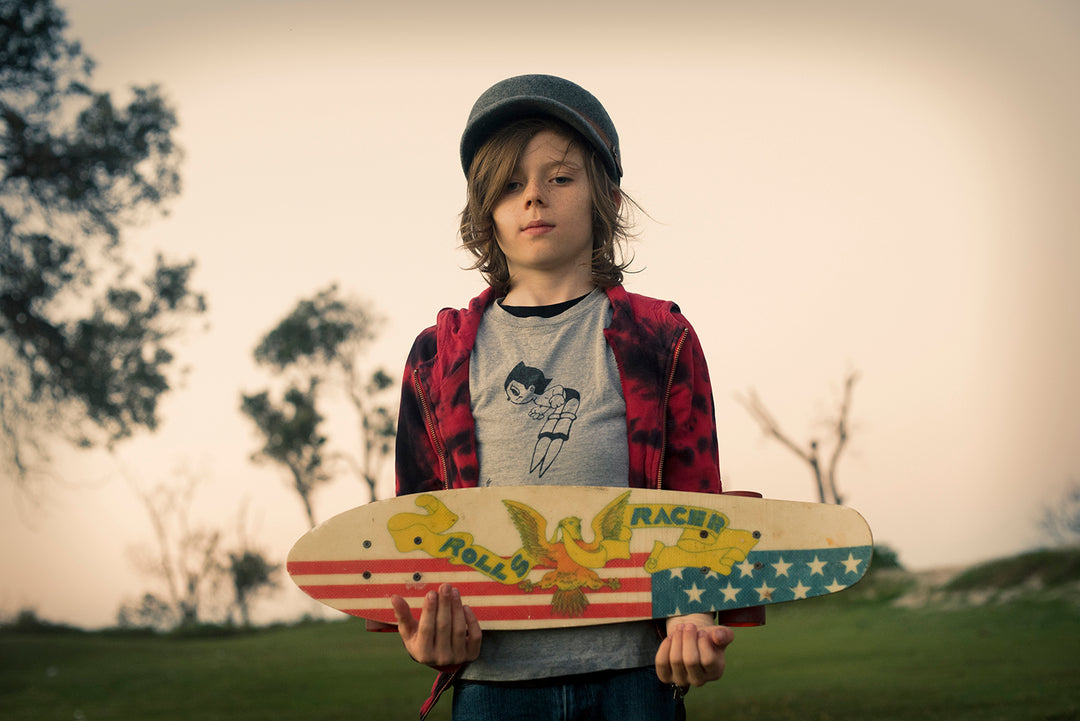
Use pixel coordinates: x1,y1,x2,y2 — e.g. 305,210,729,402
460,96,620,182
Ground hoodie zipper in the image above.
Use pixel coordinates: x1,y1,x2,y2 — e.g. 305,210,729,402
656,328,688,491
413,368,450,490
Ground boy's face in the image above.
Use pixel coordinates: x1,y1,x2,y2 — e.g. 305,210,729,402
491,130,594,289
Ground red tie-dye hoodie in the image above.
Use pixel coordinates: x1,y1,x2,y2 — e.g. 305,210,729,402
394,284,723,718
396,284,722,497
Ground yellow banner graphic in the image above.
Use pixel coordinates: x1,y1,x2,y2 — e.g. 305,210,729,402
627,503,759,574
388,495,529,583
386,495,760,583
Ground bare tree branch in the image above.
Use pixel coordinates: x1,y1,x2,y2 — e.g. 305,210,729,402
823,371,858,506
738,390,814,463
125,471,225,628
737,370,859,505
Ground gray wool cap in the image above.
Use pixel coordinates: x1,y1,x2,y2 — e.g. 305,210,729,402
460,74,623,184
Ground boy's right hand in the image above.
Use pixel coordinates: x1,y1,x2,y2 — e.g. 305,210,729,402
392,583,482,671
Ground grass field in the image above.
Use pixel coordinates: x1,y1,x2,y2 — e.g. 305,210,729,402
3,584,1078,720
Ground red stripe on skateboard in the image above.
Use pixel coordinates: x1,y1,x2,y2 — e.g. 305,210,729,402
300,575,653,600
289,553,653,577
470,601,654,622
287,557,458,575
354,600,655,625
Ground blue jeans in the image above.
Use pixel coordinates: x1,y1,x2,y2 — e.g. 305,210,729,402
451,666,686,721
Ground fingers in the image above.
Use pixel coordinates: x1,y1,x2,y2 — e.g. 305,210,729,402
655,631,677,685
437,585,466,663
392,584,482,669
434,584,483,666
463,604,483,659
708,624,735,649
427,587,449,660
695,626,732,683
391,593,418,638
655,623,734,688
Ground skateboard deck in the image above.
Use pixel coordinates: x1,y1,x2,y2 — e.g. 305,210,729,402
288,486,873,630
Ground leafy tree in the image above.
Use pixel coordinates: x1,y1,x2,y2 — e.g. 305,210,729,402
738,370,858,505
241,379,330,528
249,285,396,505
227,550,279,627
0,0,205,492
116,592,174,632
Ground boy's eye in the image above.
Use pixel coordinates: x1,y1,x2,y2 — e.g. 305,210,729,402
552,175,572,185
504,180,523,193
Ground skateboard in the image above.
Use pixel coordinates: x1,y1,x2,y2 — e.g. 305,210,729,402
288,486,873,630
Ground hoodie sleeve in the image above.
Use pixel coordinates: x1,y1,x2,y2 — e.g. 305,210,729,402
395,328,446,497
662,312,722,495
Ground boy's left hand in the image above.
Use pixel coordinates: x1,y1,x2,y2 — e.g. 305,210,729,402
655,613,734,688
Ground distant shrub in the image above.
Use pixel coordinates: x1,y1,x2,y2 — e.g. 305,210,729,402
851,569,917,603
1,609,83,635
945,548,1080,591
870,544,904,571
169,622,248,639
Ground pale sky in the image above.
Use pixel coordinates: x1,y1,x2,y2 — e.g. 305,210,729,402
3,0,1078,629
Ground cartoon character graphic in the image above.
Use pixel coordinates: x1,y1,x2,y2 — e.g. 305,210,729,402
504,361,580,477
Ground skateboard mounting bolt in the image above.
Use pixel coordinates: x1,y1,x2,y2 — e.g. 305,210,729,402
754,562,764,570
699,530,709,539
752,531,761,539
700,567,709,575
362,571,371,580
413,536,423,545
413,572,422,582
362,540,372,549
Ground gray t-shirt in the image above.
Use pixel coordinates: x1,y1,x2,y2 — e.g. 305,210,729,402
462,290,659,681
470,288,628,488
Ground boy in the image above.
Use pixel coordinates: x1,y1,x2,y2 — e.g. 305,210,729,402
391,74,733,720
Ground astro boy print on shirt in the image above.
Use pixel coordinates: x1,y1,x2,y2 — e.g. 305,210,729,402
503,361,581,478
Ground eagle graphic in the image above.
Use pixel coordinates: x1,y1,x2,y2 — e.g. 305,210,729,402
502,490,632,617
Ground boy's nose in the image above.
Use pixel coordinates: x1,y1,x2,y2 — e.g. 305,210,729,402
523,180,545,206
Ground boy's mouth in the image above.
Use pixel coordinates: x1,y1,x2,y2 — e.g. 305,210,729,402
523,220,554,231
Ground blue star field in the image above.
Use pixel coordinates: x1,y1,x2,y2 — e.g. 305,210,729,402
651,546,874,616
